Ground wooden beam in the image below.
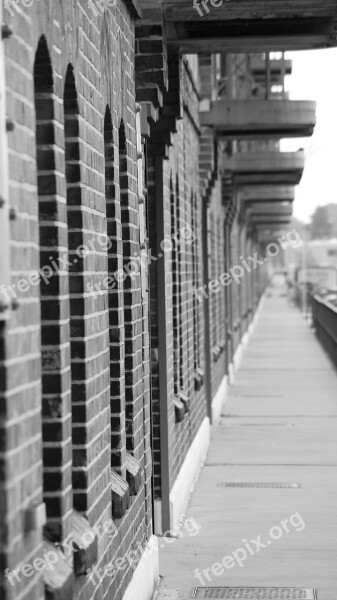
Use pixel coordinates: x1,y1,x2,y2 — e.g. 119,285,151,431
162,1,337,22
168,35,337,54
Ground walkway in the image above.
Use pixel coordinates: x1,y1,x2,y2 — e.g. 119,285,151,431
157,293,337,600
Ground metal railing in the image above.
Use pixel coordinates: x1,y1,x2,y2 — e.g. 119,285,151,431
311,295,337,367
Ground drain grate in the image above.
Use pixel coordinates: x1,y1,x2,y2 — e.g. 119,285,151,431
192,588,316,599
219,421,293,427
216,482,301,488
237,423,294,427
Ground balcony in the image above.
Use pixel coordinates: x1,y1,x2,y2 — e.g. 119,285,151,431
250,216,293,227
162,0,337,53
239,186,295,204
247,202,293,217
200,100,316,139
225,151,305,186
249,57,292,84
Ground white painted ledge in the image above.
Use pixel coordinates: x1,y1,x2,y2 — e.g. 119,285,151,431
169,416,210,533
122,535,159,600
211,374,229,423
228,295,266,385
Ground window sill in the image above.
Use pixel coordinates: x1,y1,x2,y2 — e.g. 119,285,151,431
43,540,74,600
73,511,98,576
126,452,142,496
111,470,130,519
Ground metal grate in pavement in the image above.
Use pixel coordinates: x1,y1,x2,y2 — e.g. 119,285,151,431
219,421,293,427
192,588,316,599
237,423,294,427
216,482,301,488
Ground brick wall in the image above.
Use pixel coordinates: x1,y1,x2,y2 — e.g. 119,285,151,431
0,2,152,600
146,57,208,510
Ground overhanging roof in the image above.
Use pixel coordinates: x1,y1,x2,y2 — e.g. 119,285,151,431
239,186,295,203
225,151,305,185
162,1,337,53
200,99,316,139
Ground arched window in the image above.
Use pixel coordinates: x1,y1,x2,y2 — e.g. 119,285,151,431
119,120,138,452
191,193,201,371
170,177,180,397
63,64,87,512
105,108,126,476
34,36,72,543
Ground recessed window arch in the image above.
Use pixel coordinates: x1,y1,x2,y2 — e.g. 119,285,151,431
34,35,72,543
105,107,127,476
63,64,88,512
118,119,139,453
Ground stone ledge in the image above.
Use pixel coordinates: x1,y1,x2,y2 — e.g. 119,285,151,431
43,540,74,600
194,368,204,391
180,392,190,413
111,470,130,519
126,452,142,496
212,345,221,362
73,511,98,576
174,398,185,423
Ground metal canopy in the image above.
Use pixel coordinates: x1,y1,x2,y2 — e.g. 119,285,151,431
225,151,305,185
162,0,337,53
200,99,316,139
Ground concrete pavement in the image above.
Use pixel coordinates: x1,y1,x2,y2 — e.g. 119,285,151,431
157,294,337,600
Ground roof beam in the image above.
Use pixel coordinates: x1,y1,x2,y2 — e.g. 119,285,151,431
138,2,337,53
162,2,337,23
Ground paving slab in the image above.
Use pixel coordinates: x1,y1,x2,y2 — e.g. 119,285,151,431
157,296,337,600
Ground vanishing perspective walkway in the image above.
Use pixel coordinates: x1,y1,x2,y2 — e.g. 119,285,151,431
158,293,337,600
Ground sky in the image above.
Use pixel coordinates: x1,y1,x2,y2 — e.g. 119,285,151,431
280,48,337,223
